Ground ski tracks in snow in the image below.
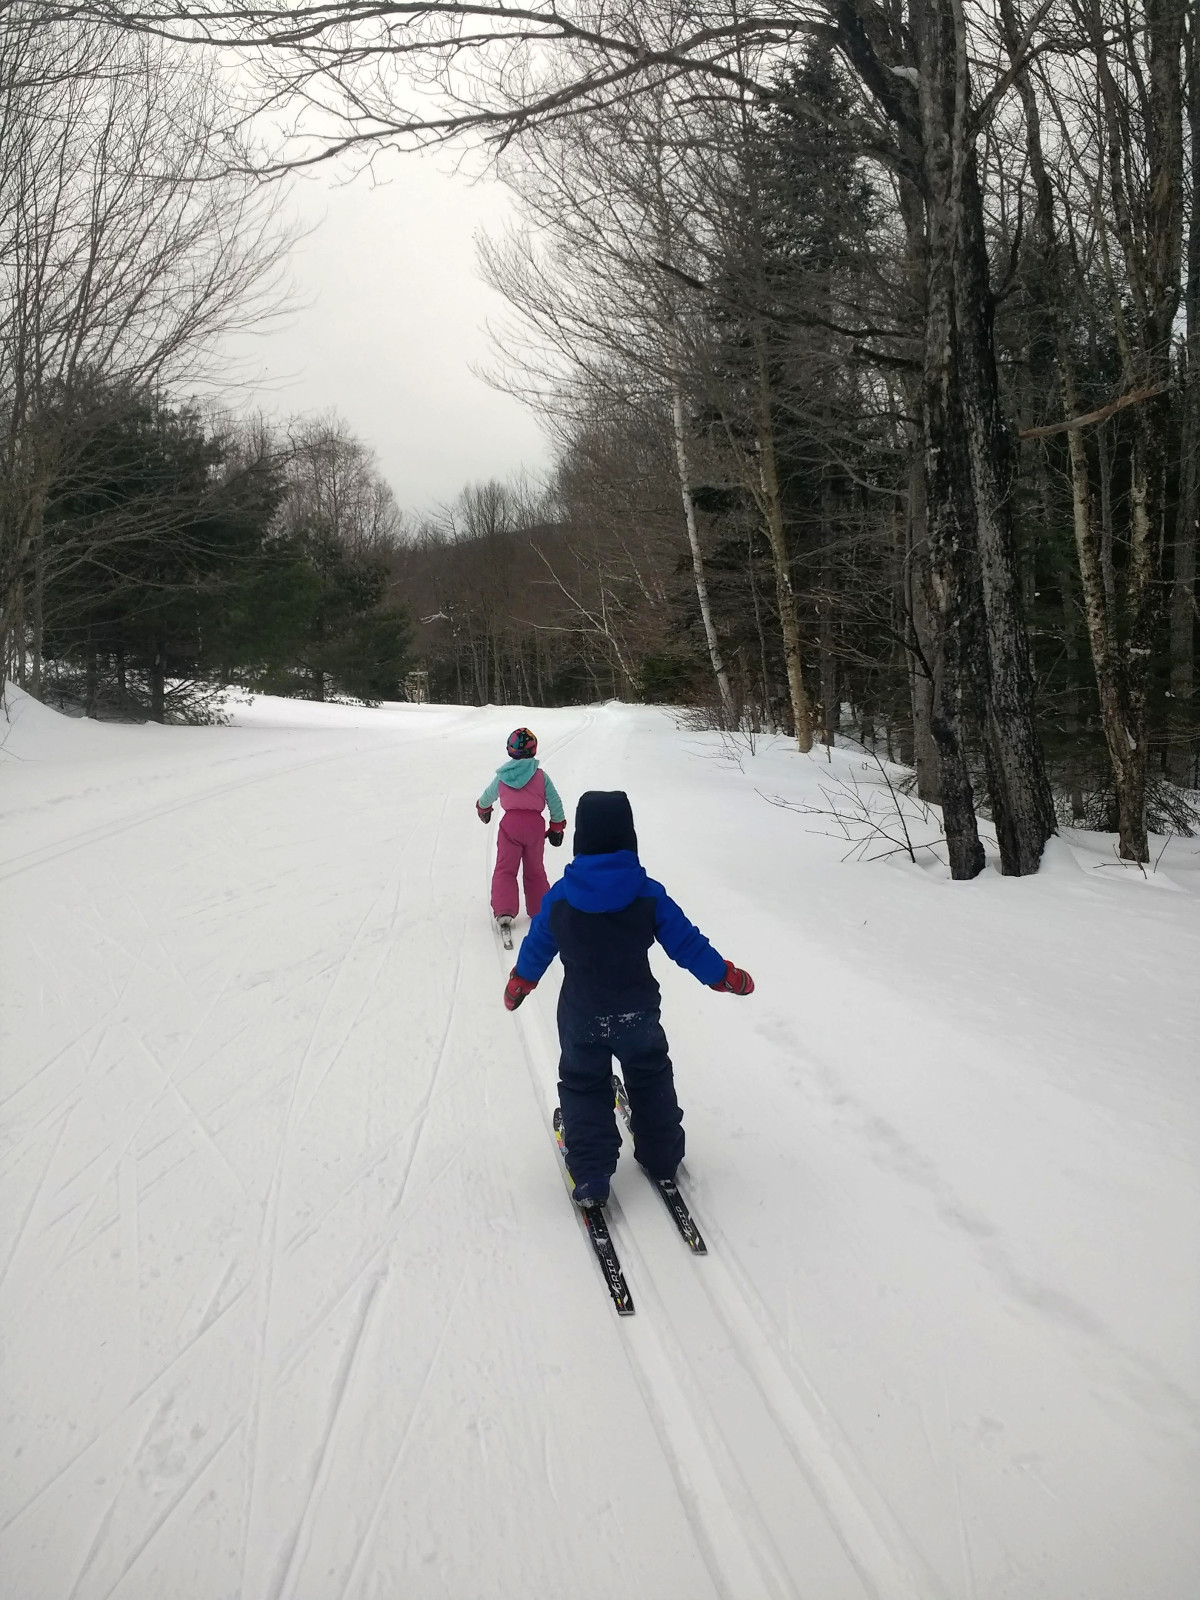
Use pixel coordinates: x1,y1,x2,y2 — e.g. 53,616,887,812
506,943,935,1600
236,806,422,1598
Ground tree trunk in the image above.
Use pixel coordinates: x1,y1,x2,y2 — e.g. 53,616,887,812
922,397,986,878
956,152,1056,872
1097,424,1117,614
748,534,773,728
914,0,985,878
671,381,735,720
754,334,814,752
29,505,46,702
905,438,941,801
1169,395,1198,788
85,630,98,719
12,579,26,689
1168,9,1199,787
819,547,837,747
151,643,166,724
1036,447,1088,823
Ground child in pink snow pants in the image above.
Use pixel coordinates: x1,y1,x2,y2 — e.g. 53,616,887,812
477,727,567,921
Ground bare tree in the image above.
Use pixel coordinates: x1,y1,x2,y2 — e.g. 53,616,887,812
997,0,1188,859
478,96,741,723
0,8,289,686
276,414,405,556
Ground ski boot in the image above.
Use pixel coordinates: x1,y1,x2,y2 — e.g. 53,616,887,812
569,1174,611,1209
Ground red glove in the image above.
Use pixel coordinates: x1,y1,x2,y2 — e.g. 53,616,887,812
477,804,493,824
547,820,565,847
710,960,754,995
504,969,538,1011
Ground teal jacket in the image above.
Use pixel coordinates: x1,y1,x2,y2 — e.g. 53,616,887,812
477,758,566,822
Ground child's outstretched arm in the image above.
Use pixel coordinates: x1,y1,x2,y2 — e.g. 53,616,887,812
503,883,565,1009
542,771,567,845
477,774,501,822
649,881,755,994
542,771,567,823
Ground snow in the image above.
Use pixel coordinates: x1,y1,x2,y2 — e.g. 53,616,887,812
2,685,1197,1600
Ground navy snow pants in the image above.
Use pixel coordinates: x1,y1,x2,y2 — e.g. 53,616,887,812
557,1001,684,1185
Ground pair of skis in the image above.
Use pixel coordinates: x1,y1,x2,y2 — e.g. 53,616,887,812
554,1076,707,1317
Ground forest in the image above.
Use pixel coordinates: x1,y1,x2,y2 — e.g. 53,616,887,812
1,0,1196,875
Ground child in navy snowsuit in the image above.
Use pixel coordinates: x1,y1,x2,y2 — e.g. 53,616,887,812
503,790,754,1206
477,727,567,923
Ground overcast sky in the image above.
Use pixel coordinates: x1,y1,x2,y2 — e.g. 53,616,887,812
220,154,552,518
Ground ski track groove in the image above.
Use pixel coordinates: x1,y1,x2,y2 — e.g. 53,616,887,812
115,874,193,993
7,938,143,1119
24,1191,108,1305
0,708,480,883
117,1147,140,1365
270,1270,388,1600
93,1420,243,1600
1,961,139,1146
0,1102,73,1300
290,790,433,1130
0,1276,255,1537
234,838,413,1600
273,929,468,1387
688,1208,944,1600
334,1263,471,1600
943,1367,978,1600
0,746,354,882
134,1038,247,1198
64,1401,168,1600
188,1255,241,1342
603,1187,800,1600
18,1020,243,1309
233,775,462,1592
0,994,126,1114
280,1124,414,1258
281,1072,480,1264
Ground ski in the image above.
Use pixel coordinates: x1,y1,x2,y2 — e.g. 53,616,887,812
553,1108,635,1316
496,915,514,951
612,1076,708,1254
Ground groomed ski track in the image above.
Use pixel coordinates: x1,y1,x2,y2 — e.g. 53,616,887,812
2,696,1196,1599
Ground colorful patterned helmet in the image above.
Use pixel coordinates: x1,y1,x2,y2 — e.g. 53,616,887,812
507,726,537,759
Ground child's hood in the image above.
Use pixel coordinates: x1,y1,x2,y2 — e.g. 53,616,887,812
561,849,647,913
495,756,540,788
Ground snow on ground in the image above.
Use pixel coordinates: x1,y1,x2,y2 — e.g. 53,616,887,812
1,686,1197,1600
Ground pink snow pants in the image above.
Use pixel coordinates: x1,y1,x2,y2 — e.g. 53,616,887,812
492,809,550,919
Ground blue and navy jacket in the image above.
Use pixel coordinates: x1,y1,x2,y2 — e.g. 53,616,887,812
514,850,726,1015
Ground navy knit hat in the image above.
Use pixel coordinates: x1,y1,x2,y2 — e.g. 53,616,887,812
507,726,537,759
573,791,638,856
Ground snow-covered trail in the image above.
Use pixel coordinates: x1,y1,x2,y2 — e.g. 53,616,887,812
2,693,1197,1599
